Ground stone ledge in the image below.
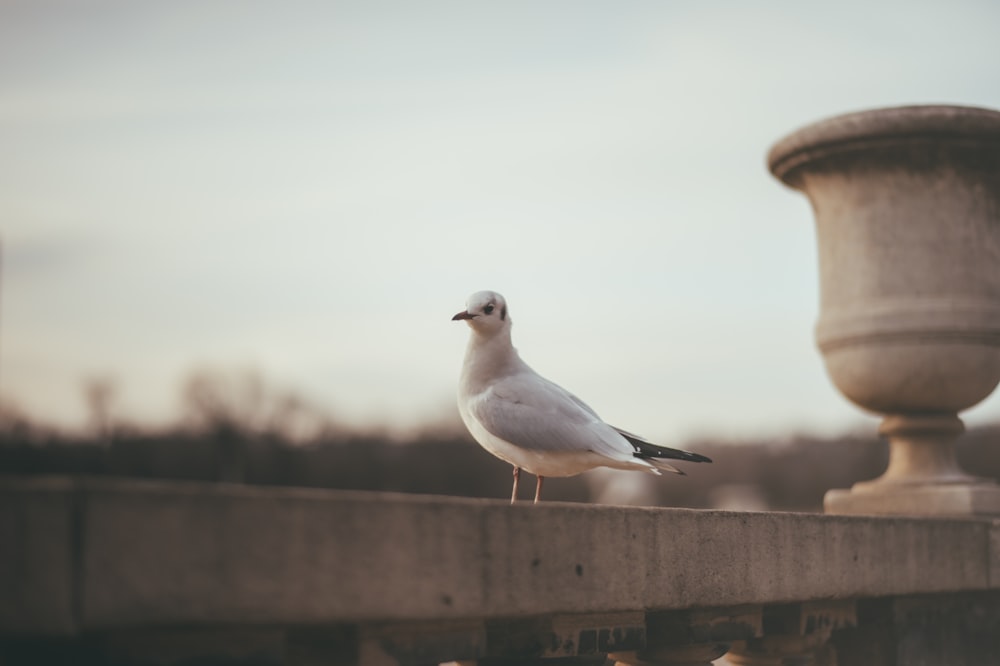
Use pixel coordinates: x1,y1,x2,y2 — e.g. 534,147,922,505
2,476,998,636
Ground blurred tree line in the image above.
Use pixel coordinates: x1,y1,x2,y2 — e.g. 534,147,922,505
2,369,999,511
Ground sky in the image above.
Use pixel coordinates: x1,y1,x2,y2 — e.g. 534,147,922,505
2,0,1000,442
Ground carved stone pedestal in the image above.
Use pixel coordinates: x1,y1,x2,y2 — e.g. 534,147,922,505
825,414,1000,516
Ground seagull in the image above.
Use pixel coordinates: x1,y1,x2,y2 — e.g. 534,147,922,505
452,290,711,504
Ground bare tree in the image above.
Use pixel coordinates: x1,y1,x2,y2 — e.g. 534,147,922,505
83,376,117,445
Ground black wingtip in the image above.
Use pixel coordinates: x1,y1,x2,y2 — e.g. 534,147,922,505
618,428,713,464
639,449,712,464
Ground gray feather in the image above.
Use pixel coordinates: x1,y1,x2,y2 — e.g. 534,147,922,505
467,374,635,461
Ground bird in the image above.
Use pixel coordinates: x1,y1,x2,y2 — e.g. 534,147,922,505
452,290,711,504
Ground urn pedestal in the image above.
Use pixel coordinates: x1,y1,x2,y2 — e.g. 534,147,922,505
768,105,1000,516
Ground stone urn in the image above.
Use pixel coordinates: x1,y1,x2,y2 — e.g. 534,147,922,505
768,105,1000,516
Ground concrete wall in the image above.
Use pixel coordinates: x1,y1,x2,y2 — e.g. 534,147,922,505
3,476,1000,664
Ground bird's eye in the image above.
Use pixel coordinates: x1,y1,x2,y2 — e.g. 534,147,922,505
483,304,495,315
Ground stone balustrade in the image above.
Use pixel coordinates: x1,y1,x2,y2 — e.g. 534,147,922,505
3,476,1000,665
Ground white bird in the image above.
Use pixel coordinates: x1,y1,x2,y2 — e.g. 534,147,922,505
452,290,711,504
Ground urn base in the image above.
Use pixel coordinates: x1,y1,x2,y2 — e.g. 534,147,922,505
824,413,1000,516
825,481,1000,517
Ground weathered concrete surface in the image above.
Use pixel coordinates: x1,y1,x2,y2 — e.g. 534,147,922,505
2,476,998,636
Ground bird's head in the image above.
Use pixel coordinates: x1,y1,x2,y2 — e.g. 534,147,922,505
452,290,510,336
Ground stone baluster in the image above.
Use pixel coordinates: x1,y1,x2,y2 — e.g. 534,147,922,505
724,601,853,666
613,643,730,666
611,605,761,666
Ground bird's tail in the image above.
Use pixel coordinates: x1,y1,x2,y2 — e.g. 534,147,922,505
615,427,713,474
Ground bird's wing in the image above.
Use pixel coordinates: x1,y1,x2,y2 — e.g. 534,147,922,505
467,372,634,459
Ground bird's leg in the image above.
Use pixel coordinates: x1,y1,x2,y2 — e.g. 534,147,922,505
511,467,520,504
534,475,544,504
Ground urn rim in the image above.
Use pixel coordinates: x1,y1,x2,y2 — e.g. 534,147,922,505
768,104,1000,184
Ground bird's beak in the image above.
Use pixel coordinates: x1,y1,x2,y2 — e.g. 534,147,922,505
452,310,476,321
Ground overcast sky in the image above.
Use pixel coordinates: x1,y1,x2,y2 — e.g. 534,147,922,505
3,0,1000,441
